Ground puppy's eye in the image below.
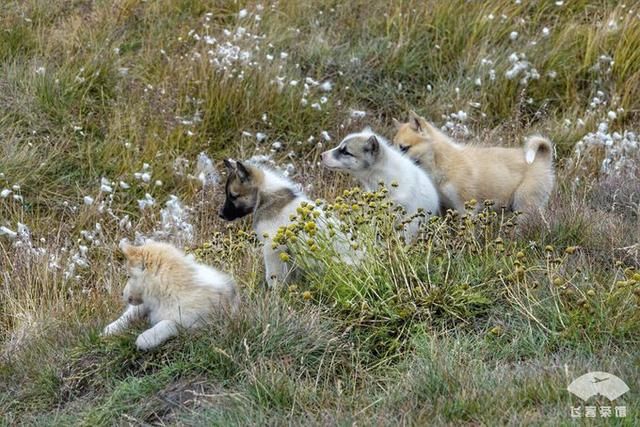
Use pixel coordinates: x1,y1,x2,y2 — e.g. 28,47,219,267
338,146,353,157
229,192,239,199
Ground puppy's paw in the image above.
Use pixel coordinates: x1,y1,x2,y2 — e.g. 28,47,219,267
101,321,121,337
135,333,157,351
266,275,277,288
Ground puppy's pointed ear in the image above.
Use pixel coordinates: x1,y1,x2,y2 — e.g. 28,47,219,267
121,241,140,259
409,110,424,131
409,110,421,121
223,158,236,171
364,135,380,155
120,240,133,256
392,118,402,130
121,242,145,269
409,118,421,132
235,161,252,182
420,118,439,138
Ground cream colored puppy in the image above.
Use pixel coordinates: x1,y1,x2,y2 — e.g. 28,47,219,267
392,111,555,215
102,241,238,350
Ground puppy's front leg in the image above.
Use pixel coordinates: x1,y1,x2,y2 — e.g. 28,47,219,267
263,244,288,288
135,320,178,351
440,182,465,213
102,304,147,336
403,219,420,244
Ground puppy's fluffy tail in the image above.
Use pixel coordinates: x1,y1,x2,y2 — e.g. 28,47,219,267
524,135,553,165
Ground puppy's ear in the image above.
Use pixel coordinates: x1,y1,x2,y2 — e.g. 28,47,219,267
120,241,135,257
223,158,236,171
409,110,423,132
120,242,145,269
419,118,438,138
235,161,252,182
392,118,402,130
409,110,421,121
363,135,380,155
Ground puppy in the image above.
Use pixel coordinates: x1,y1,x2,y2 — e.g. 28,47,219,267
102,241,238,350
392,111,555,215
321,128,440,242
219,159,360,287
219,159,311,287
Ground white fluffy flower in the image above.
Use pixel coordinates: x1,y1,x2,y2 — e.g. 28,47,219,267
319,81,332,92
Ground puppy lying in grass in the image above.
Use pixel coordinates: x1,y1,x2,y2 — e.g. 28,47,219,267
392,111,555,215
102,241,238,350
321,127,440,242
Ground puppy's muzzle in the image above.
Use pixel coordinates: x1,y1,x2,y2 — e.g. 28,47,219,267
127,295,143,305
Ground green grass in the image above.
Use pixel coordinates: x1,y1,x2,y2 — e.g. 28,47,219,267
1,0,639,425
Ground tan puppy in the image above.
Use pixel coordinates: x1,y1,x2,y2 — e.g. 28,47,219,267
102,241,238,350
392,111,555,215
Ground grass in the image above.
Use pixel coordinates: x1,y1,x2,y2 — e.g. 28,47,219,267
1,0,639,425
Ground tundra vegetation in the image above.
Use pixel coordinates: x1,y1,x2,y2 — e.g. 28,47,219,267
1,0,639,425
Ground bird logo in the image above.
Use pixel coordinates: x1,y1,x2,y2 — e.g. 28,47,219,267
567,372,629,401
592,376,609,384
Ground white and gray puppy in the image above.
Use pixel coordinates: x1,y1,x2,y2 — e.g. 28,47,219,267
321,128,440,241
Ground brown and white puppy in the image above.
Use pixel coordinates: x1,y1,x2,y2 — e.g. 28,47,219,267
219,159,305,287
392,111,555,215
219,160,361,286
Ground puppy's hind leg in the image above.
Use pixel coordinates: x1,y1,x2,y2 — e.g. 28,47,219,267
440,182,465,213
511,170,554,225
135,320,178,351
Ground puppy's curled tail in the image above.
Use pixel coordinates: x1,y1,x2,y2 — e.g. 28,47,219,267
524,135,553,165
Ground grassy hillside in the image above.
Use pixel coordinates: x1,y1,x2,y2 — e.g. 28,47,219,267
1,0,639,425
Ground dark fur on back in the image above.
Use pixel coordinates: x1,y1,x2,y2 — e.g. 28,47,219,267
254,188,298,223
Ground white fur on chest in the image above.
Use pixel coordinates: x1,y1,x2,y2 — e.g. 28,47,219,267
254,196,308,242
361,150,439,216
